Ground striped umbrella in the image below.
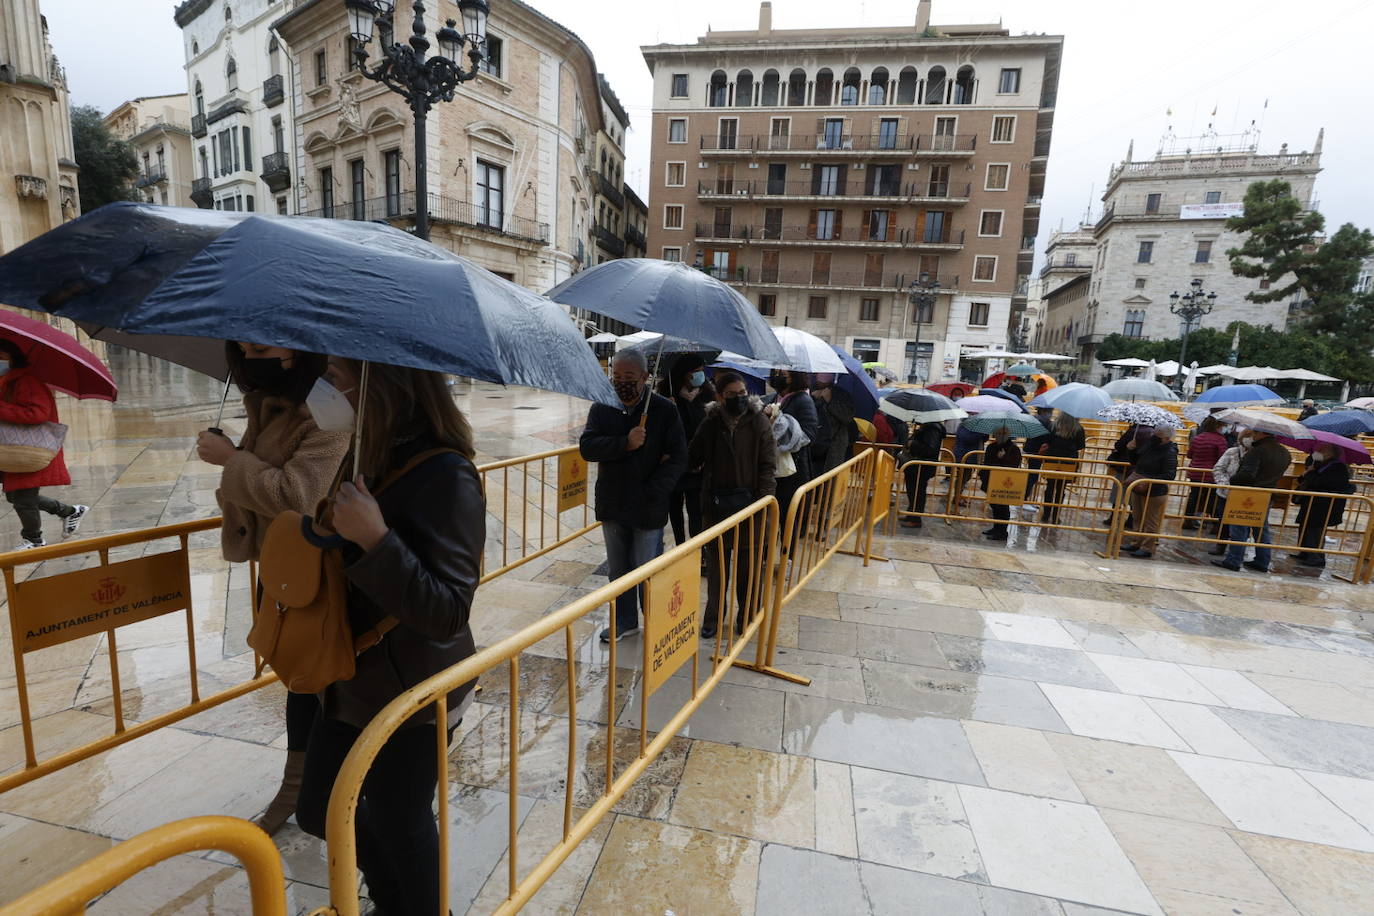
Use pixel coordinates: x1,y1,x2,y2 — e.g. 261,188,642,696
878,389,967,424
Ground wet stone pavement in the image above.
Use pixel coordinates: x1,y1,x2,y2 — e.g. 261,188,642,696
3,349,1374,914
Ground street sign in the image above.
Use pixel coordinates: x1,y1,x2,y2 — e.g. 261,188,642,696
644,548,700,694
986,469,1028,506
557,451,588,513
1222,487,1272,527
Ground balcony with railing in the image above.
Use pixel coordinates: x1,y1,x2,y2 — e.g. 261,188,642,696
260,151,290,193
697,133,915,155
262,74,284,108
693,222,965,248
135,169,168,189
299,191,549,244
595,172,624,209
912,134,978,155
191,113,206,138
624,224,646,250
594,222,625,257
696,179,971,204
190,177,212,208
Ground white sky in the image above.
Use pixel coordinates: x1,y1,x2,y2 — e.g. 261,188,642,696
40,0,1374,267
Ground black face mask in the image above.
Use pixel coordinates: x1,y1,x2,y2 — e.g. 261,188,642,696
768,373,788,392
723,395,746,416
236,356,289,390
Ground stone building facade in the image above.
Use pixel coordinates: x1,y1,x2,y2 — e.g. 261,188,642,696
641,0,1061,383
1033,225,1093,354
0,0,78,253
274,0,609,293
1069,135,1323,369
104,94,197,209
176,0,298,213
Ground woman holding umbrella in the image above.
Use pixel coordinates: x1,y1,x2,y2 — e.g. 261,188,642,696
294,358,485,916
659,355,714,547
901,419,946,528
195,341,350,835
1291,445,1353,568
0,339,87,548
980,425,1022,541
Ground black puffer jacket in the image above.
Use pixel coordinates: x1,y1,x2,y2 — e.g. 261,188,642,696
1295,459,1355,528
579,391,688,530
1132,437,1178,498
326,440,484,730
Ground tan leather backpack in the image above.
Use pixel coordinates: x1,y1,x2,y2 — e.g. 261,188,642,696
248,448,458,693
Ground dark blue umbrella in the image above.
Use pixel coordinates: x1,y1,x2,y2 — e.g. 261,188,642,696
0,203,617,405
828,345,881,418
978,387,1030,412
1303,410,1374,437
545,258,786,364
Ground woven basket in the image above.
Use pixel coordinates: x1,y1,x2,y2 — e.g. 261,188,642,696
0,421,67,473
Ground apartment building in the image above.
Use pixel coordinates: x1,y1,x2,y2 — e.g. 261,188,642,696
176,0,296,213
1032,225,1093,353
1068,133,1323,369
642,0,1061,382
105,94,197,208
591,74,630,265
274,0,611,292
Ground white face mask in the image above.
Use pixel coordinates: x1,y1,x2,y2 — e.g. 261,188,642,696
305,377,356,432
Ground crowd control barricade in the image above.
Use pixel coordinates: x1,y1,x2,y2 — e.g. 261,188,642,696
1106,478,1374,583
476,446,599,584
0,816,287,916
314,497,782,916
0,520,279,794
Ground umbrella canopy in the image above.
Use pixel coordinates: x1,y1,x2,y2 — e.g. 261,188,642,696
1277,368,1341,382
1004,363,1038,376
1154,359,1181,376
962,348,1025,360
1214,365,1281,381
977,387,1030,412
1277,429,1372,465
1346,397,1374,409
1098,403,1182,428
1193,384,1283,407
0,309,117,400
621,334,722,372
870,366,897,382
1028,382,1114,419
829,345,881,418
1197,364,1233,375
1213,407,1314,439
1102,357,1152,368
1302,411,1374,437
1031,373,1058,391
0,203,618,406
546,258,786,363
1102,378,1179,402
586,332,619,344
878,389,966,424
961,410,1046,438
719,326,847,374
957,394,1021,415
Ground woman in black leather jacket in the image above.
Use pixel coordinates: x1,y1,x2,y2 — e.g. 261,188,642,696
294,358,483,916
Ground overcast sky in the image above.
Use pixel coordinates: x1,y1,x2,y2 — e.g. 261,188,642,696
41,0,1374,264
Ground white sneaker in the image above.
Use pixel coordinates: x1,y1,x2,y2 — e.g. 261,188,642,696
15,538,45,550
63,505,88,538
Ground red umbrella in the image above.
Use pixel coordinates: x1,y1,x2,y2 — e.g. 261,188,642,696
1277,429,1372,466
0,309,117,401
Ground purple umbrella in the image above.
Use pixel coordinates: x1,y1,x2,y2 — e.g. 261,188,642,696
1277,429,1372,466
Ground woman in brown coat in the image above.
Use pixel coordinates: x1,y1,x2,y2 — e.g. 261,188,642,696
195,341,350,834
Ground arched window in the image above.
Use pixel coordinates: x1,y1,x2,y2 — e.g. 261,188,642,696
761,69,780,106
787,68,807,106
954,65,975,104
924,66,946,104
226,57,238,92
192,39,199,55
194,79,204,115
840,67,861,105
268,37,281,77
868,67,889,105
896,67,918,104
735,69,754,107
708,70,728,107
814,68,834,106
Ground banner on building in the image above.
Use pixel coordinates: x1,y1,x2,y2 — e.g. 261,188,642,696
1180,203,1244,220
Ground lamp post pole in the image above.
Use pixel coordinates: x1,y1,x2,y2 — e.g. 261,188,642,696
345,0,490,241
906,271,940,385
1169,278,1216,396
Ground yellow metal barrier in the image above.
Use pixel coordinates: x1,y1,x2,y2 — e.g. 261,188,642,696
315,497,782,916
475,445,599,584
0,519,279,794
1107,477,1374,583
0,816,287,916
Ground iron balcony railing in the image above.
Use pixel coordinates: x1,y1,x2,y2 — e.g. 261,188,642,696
191,113,206,138
697,180,971,200
260,151,291,193
913,134,978,153
594,223,625,257
595,173,624,209
698,133,915,153
694,222,965,246
135,169,168,189
624,225,646,249
190,177,213,208
262,74,285,107
299,192,549,244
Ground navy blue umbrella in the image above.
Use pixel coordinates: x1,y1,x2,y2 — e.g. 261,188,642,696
828,345,881,419
0,203,617,405
1303,410,1374,437
978,387,1030,412
545,259,787,364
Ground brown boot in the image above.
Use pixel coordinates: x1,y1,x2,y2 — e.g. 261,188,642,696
255,749,306,836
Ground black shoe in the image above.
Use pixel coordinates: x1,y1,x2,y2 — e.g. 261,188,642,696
1297,558,1326,568
1181,521,1199,531
700,626,717,639
983,527,998,536
1287,553,1306,560
1122,543,1141,553
599,625,641,643
1127,548,1153,559
985,531,1008,541
1243,560,1269,573
1211,559,1242,571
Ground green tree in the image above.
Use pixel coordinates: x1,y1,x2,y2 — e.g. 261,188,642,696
70,105,139,213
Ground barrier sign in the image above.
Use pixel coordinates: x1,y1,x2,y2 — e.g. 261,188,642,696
14,551,189,652
557,452,588,513
1041,459,1074,479
986,469,1028,505
1222,487,1272,527
644,547,700,694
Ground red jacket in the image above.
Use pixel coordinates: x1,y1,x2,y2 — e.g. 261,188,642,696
1185,431,1228,482
0,368,70,491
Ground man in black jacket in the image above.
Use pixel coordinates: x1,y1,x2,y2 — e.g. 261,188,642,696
1122,424,1178,558
1213,429,1289,572
580,350,687,642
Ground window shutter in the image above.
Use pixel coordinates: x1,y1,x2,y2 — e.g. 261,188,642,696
811,167,822,195
836,164,848,195
808,209,818,239
833,209,844,236
916,209,927,240
862,209,871,235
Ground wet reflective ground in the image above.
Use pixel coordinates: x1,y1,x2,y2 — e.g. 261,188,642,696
3,350,1374,914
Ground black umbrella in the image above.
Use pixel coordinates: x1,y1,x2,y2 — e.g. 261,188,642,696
878,389,967,424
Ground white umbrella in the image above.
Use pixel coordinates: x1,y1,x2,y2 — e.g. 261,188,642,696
1213,407,1314,439
1275,368,1341,382
962,348,1025,360
616,330,661,348
1102,378,1179,402
1196,364,1231,375
719,326,847,374
1022,353,1077,362
1101,357,1151,368
1214,365,1281,381
1154,359,1181,376
587,332,619,344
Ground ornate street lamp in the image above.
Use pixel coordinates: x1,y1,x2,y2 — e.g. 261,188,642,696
907,271,940,384
1169,278,1216,394
346,0,490,240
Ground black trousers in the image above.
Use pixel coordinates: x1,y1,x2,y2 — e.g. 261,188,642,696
296,718,441,915
989,502,1010,534
704,515,757,635
1041,477,1068,523
1297,508,1332,565
6,488,73,542
1185,486,1216,519
668,483,704,547
904,464,937,513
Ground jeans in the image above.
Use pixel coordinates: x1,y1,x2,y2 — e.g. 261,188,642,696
1225,523,1272,568
296,718,440,915
6,488,74,542
602,520,664,632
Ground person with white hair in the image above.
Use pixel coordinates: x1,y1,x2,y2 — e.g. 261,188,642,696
1298,399,1319,421
1121,423,1178,558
